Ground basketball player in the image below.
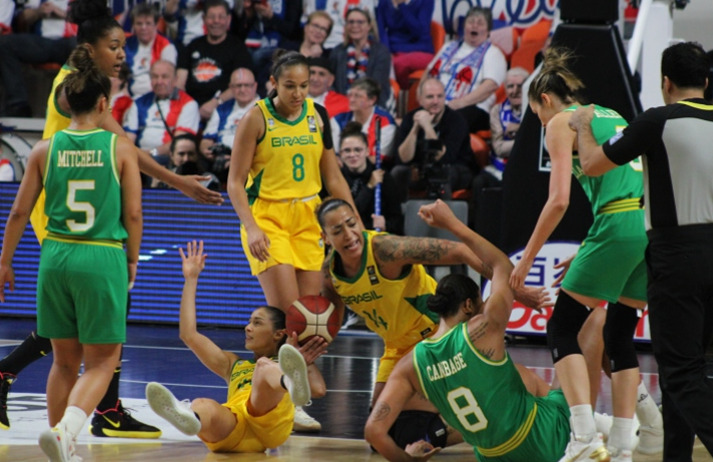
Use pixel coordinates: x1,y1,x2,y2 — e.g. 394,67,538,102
509,47,662,461
227,50,357,431
145,240,327,452
0,54,142,461
365,200,593,461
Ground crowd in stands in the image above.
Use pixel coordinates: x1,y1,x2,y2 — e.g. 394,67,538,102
0,0,557,230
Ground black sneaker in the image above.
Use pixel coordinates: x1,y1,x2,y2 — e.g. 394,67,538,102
89,400,162,438
0,372,16,430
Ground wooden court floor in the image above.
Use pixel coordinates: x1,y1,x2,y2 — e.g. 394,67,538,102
2,318,712,461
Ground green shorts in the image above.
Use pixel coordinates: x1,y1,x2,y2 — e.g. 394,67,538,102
37,238,128,344
562,209,647,303
476,389,570,462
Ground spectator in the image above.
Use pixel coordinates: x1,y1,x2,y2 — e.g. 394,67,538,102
163,0,236,48
376,0,434,90
391,77,474,202
286,10,332,59
424,6,506,133
329,7,392,108
0,0,77,117
306,56,348,118
0,0,13,35
124,60,200,157
200,68,260,181
110,62,133,125
339,121,403,234
332,77,397,162
302,0,376,50
0,123,15,181
125,3,178,98
237,0,302,95
176,0,252,120
152,133,215,188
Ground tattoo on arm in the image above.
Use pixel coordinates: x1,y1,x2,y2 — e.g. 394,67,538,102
469,321,488,343
371,402,391,422
477,348,496,360
480,262,493,280
375,236,456,263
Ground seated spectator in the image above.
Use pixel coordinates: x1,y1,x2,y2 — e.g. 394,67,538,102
332,77,397,162
176,0,253,120
200,67,260,182
339,121,403,234
163,0,236,48
110,62,133,125
376,0,435,90
0,0,13,35
307,56,349,118
0,123,16,181
0,0,77,117
423,6,506,133
391,77,474,202
302,0,376,51
237,0,302,95
125,3,178,97
329,7,392,108
285,11,332,59
124,60,200,157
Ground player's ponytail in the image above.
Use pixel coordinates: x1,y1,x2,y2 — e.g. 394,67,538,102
528,46,586,106
61,45,111,115
427,274,481,319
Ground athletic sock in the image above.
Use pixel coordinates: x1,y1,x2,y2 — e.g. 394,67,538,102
608,416,635,451
96,365,121,412
0,331,52,375
60,406,88,440
635,381,662,426
570,404,597,441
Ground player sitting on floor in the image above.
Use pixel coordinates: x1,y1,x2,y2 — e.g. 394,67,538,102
145,240,328,452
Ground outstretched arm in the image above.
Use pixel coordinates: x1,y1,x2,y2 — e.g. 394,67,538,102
179,240,238,382
365,353,441,461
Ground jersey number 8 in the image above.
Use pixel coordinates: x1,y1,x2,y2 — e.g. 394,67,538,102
447,386,489,433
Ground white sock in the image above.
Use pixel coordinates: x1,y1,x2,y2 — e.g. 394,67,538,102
59,406,88,440
635,381,662,427
570,404,596,441
608,417,635,452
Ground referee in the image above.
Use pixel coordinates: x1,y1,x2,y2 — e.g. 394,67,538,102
568,41,713,462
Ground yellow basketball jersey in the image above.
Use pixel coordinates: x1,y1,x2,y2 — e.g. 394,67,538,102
225,356,293,412
329,230,439,350
246,98,323,202
31,65,75,244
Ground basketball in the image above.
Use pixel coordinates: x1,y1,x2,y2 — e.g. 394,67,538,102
286,295,341,344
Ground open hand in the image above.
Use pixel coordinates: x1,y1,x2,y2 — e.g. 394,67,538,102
180,240,207,280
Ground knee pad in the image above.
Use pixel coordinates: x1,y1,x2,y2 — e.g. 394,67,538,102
547,291,592,364
604,302,640,372
387,410,448,449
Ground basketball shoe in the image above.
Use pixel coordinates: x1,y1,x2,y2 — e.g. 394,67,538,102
145,382,201,436
609,448,632,462
279,344,311,408
0,372,16,430
39,422,78,462
293,406,322,432
89,400,161,438
636,421,664,454
559,433,611,462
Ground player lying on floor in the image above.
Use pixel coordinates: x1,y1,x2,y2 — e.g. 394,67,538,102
145,240,327,452
365,200,612,462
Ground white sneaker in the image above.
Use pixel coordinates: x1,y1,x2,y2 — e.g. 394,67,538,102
145,382,200,436
39,423,76,462
293,406,321,432
636,422,664,454
609,448,632,462
559,433,611,462
594,413,613,439
278,344,311,407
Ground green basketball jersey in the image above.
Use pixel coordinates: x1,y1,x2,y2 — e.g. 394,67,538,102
565,105,644,215
43,128,128,241
414,323,539,459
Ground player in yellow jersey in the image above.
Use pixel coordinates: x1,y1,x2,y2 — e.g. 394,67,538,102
227,50,358,431
0,0,220,438
145,241,327,453
316,197,550,448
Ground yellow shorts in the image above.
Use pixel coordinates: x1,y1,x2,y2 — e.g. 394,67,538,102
30,189,48,245
241,196,324,276
377,345,417,383
202,393,294,453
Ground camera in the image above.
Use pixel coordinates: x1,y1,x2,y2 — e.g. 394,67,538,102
209,143,232,184
418,139,451,199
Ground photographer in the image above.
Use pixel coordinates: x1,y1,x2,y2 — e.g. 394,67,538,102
153,134,219,191
391,78,474,203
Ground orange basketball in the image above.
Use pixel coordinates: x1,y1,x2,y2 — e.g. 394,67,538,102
286,295,341,344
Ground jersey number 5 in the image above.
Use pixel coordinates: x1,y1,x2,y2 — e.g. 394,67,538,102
447,386,489,432
66,180,96,232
